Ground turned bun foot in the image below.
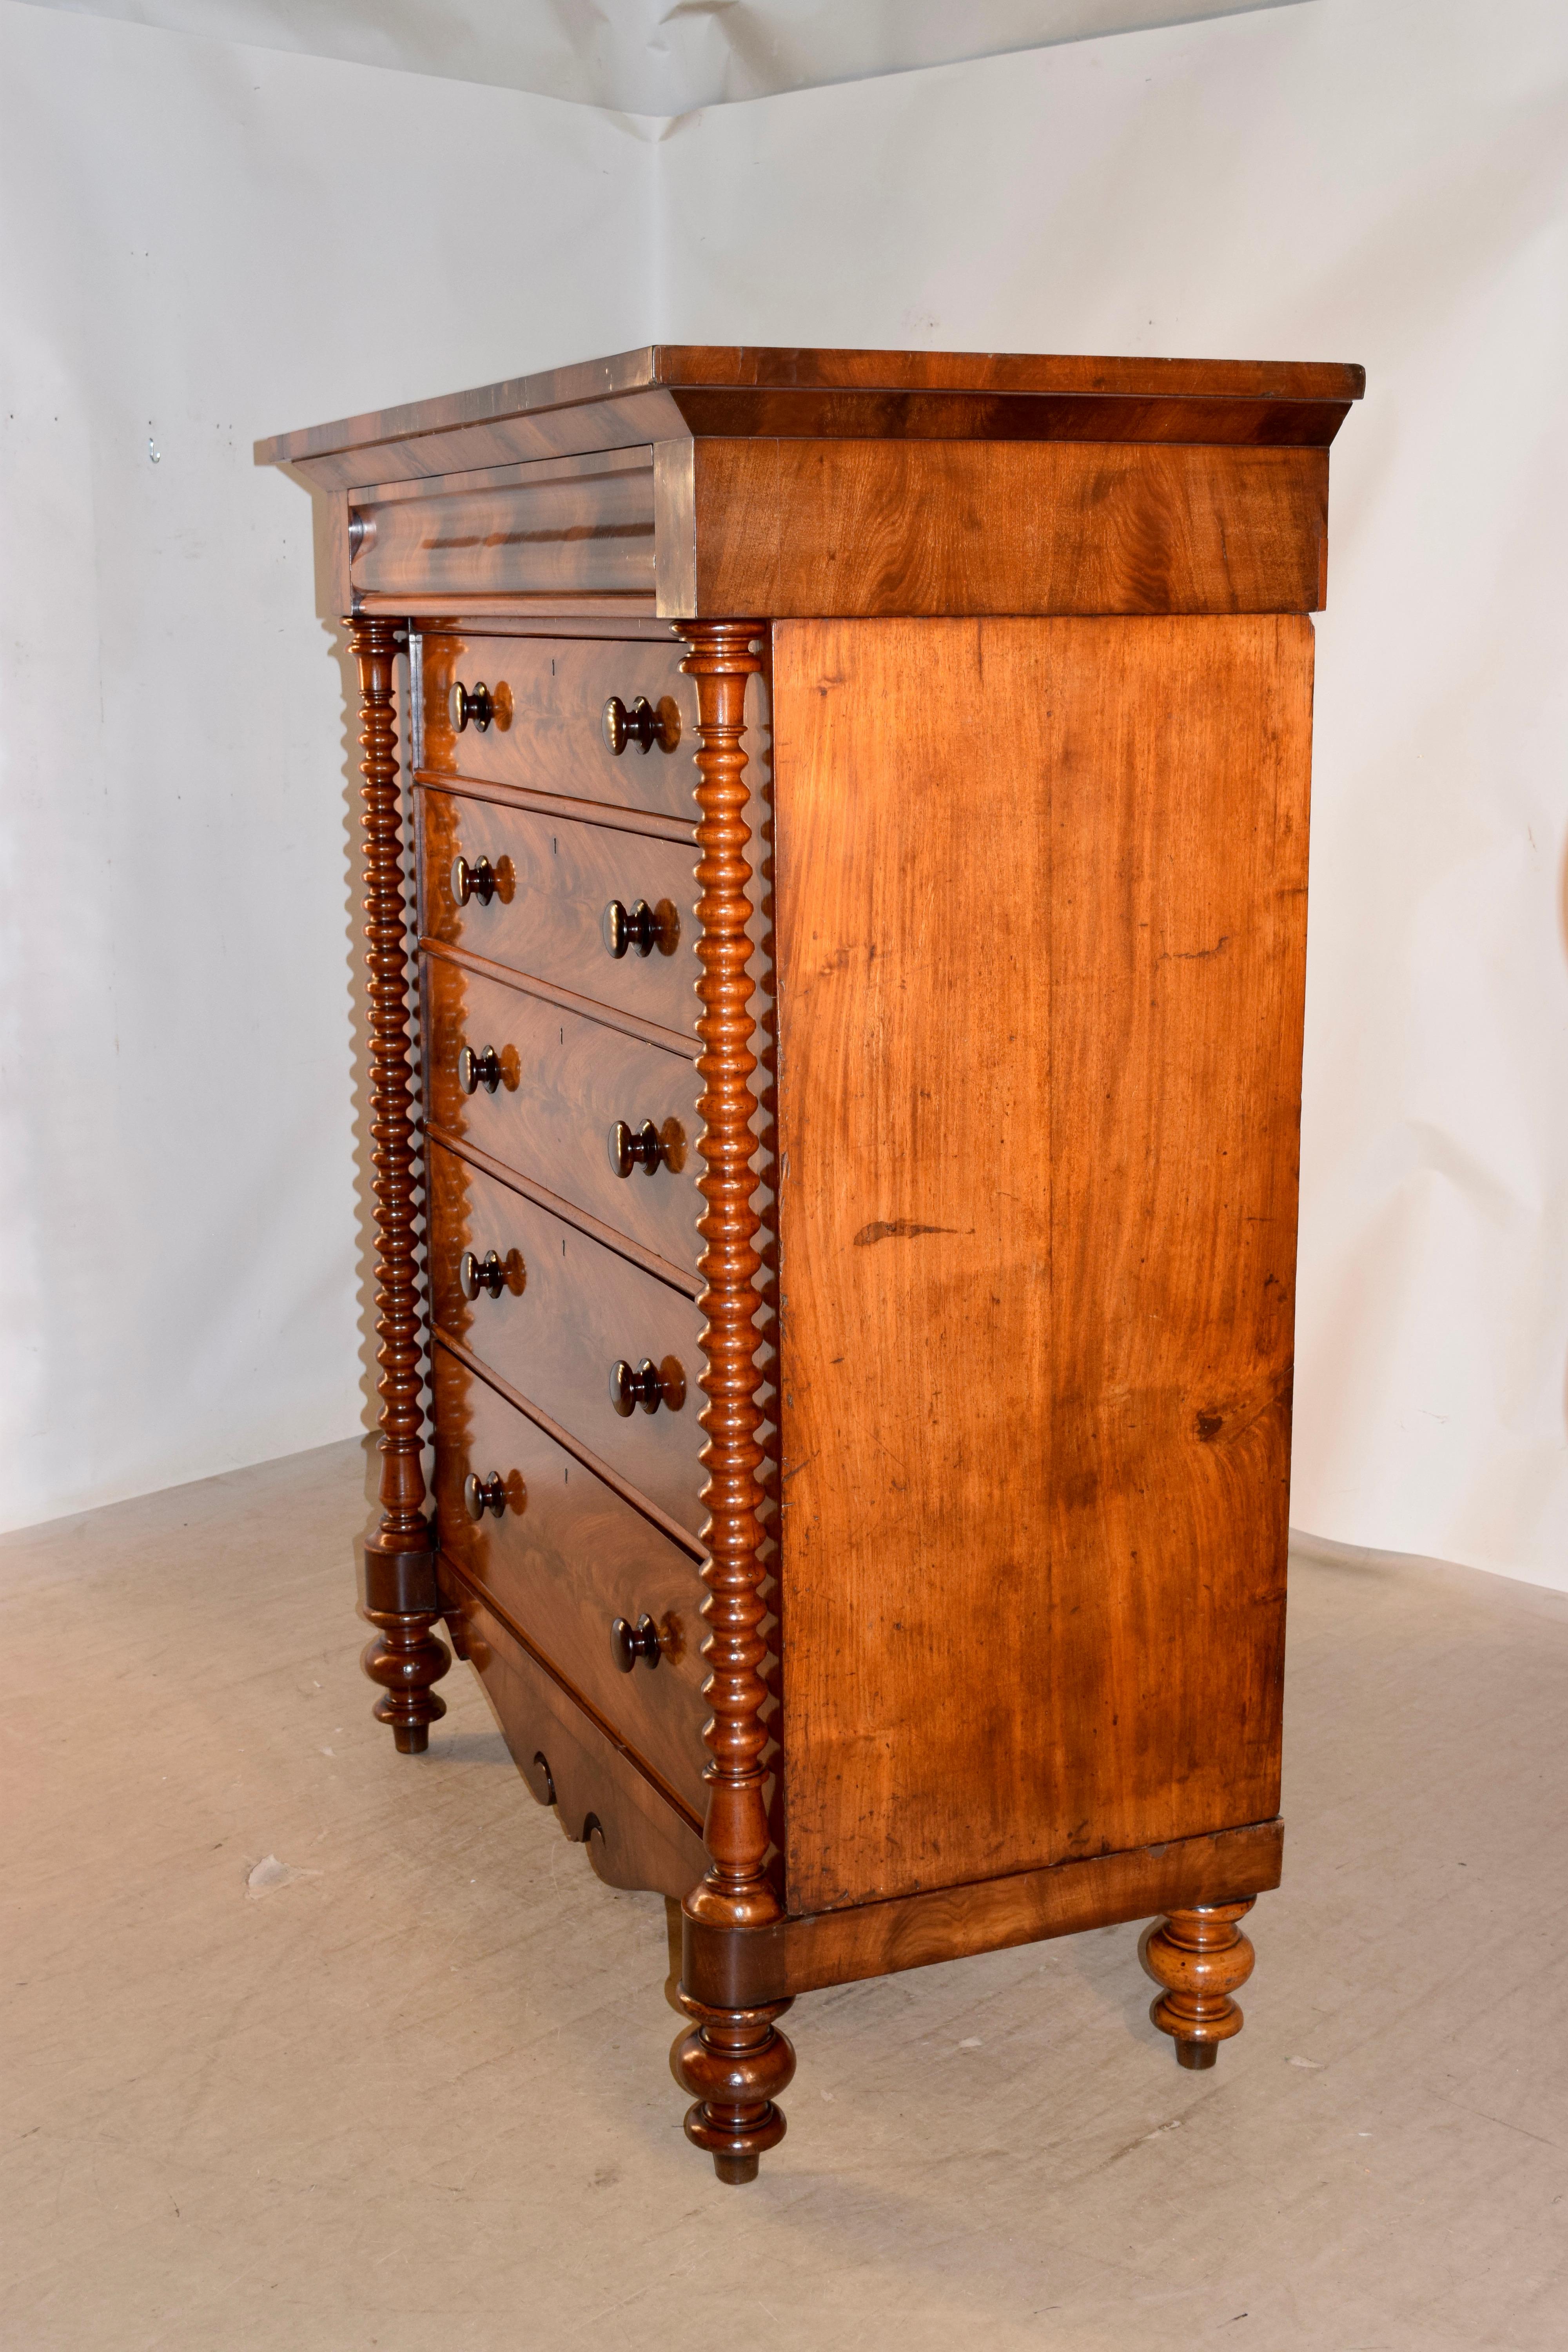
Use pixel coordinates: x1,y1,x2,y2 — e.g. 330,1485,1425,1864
1145,1899,1256,2067
675,1994,795,2183
362,1609,450,1753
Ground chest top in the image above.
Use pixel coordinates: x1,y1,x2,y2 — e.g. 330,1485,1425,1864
256,344,1363,625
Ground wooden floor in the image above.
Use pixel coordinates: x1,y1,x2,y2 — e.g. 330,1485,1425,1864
4,1439,1564,2350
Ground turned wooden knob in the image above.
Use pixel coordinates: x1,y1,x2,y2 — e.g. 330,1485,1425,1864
449,679,494,733
608,1356,684,1417
601,694,673,755
459,1248,506,1301
607,1118,666,1178
458,1043,502,1095
610,1613,661,1671
450,853,497,906
601,897,659,959
463,1471,506,1521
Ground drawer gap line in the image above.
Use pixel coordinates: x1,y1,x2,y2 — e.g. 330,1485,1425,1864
417,773,697,846
425,1127,703,1299
433,1329,711,1566
361,593,660,620
422,940,699,1060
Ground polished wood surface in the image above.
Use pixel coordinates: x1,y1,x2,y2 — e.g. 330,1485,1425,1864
427,1141,707,1534
351,447,654,599
419,787,702,1034
443,1566,709,1897
348,614,448,1754
418,630,698,821
771,614,1309,1912
423,956,704,1269
684,439,1327,618
682,1819,1283,2007
256,345,1363,493
435,1131,702,1300
1145,1900,1258,2069
432,1342,708,1814
670,621,794,2184
266,345,1357,2181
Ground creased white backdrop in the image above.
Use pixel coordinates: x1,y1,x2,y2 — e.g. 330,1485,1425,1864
0,2,655,1528
4,0,1568,1594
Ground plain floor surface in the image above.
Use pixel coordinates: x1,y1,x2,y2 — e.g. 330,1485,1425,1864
4,1438,1566,2352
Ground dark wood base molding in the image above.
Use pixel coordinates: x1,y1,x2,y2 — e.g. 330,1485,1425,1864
682,1821,1282,2009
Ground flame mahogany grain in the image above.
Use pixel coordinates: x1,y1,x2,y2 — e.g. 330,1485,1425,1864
431,1340,709,1812
443,1564,710,1896
426,1140,708,1535
417,630,699,822
256,344,1363,491
683,439,1328,619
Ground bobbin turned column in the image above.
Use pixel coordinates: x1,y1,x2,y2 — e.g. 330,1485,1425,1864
670,621,794,2184
1146,1900,1257,2069
348,613,448,1755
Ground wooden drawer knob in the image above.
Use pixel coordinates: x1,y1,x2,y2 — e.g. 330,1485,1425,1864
608,1356,684,1417
607,1118,666,1178
450,853,497,907
601,897,657,959
449,680,494,733
459,1249,506,1301
458,1043,502,1096
610,1613,661,1672
601,695,673,756
463,1471,506,1521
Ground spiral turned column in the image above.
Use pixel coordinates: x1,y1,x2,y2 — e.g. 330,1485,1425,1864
670,621,793,2184
349,614,448,1755
1146,1900,1257,2069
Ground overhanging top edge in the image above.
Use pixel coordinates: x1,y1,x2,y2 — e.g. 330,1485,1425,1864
254,347,1366,469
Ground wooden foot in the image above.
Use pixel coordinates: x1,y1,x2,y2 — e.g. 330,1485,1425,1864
361,1603,450,1753
1146,1899,1256,2067
675,1993,795,2184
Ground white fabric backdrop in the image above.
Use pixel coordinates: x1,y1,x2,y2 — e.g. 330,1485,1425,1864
29,0,1301,110
0,2,654,1528
6,0,1568,1597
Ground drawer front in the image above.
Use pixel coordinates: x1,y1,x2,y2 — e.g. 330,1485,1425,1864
433,1345,708,1815
421,788,701,1036
352,451,655,601
420,632,699,825
428,1142,708,1538
441,1575,709,1900
424,958,704,1272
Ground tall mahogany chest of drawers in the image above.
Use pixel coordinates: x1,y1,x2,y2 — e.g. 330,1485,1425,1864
258,346,1362,2181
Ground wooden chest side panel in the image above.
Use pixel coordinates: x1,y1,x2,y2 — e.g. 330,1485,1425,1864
773,615,1311,1913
